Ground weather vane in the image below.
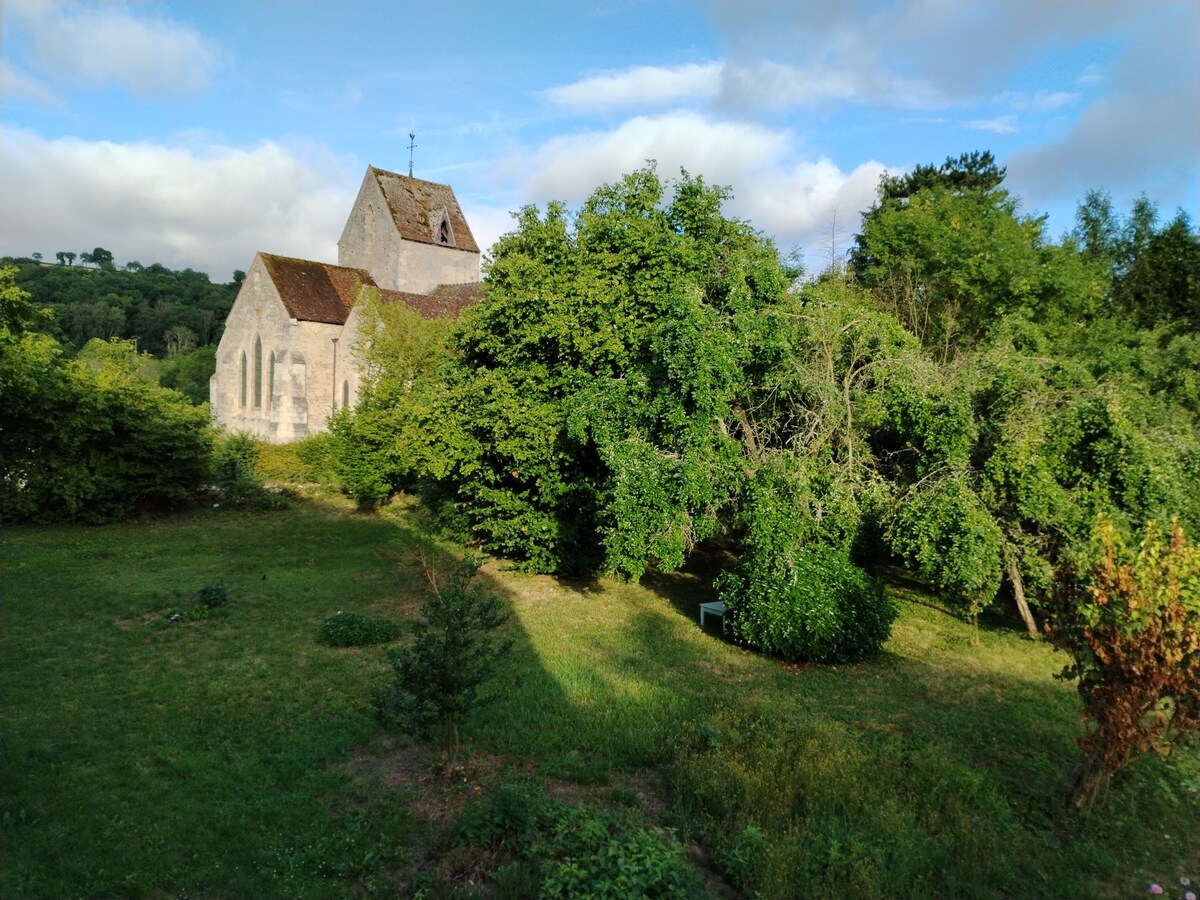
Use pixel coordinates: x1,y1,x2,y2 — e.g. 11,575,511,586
407,125,416,178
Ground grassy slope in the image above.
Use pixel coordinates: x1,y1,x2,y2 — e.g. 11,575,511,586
2,500,1197,898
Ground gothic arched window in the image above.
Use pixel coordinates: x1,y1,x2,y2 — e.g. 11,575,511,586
253,336,263,408
434,210,455,246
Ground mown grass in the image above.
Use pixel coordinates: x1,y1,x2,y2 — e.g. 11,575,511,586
2,498,1197,898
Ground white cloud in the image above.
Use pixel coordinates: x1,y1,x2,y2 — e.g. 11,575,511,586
521,112,789,201
8,0,220,95
512,112,885,270
1011,91,1077,112
966,115,1019,135
542,58,945,116
542,63,722,113
737,159,884,263
0,130,356,279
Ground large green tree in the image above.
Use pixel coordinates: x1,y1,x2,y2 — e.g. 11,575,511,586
328,287,465,507
852,152,1101,360
436,166,791,576
1071,192,1200,331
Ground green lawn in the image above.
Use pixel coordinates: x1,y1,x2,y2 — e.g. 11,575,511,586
2,499,1197,898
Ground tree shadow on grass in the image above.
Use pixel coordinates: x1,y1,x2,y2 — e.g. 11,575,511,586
605,573,1199,898
222,499,1192,898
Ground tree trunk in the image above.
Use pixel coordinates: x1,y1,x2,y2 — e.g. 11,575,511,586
842,375,854,469
1066,749,1110,814
730,399,759,460
441,714,460,778
1004,554,1039,638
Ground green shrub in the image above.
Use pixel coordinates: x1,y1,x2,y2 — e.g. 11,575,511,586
196,580,230,609
457,782,558,849
456,784,710,899
721,542,895,663
715,458,895,662
253,441,308,484
327,405,405,509
318,611,399,648
719,824,769,893
164,579,231,623
536,807,708,899
211,432,286,509
1,332,212,523
251,433,342,488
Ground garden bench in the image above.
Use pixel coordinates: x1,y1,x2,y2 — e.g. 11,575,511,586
699,600,727,628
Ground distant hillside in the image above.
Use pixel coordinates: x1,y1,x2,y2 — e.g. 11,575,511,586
4,252,239,358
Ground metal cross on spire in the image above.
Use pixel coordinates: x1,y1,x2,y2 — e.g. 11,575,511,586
407,126,417,178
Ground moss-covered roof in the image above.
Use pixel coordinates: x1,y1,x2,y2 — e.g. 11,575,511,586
370,167,480,254
379,281,482,320
261,254,373,325
260,252,481,325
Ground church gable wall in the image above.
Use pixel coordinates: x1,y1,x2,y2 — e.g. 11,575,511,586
338,171,387,274
338,168,481,294
210,255,343,443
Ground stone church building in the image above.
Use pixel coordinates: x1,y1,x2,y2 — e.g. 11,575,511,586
209,166,482,442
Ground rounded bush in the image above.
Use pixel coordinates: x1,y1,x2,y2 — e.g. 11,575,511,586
318,611,399,647
721,544,895,663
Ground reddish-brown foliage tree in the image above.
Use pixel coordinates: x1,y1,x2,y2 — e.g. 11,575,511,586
1046,517,1200,812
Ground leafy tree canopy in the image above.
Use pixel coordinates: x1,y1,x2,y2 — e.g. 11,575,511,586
1070,192,1200,331
2,254,238,358
328,287,464,507
854,181,1101,359
0,268,211,523
433,165,792,577
876,150,1007,204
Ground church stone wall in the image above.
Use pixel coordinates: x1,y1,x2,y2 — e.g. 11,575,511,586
213,167,481,444
391,240,479,294
338,171,480,294
210,255,343,442
337,173,386,276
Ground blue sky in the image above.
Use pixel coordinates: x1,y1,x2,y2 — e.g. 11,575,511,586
2,0,1196,280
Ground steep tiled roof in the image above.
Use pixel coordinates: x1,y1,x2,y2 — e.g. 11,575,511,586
371,167,480,254
261,254,374,325
379,282,483,321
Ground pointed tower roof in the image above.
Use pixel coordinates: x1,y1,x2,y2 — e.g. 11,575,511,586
369,166,480,254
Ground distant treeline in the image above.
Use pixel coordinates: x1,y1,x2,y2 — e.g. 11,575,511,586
3,251,240,358
2,251,242,404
